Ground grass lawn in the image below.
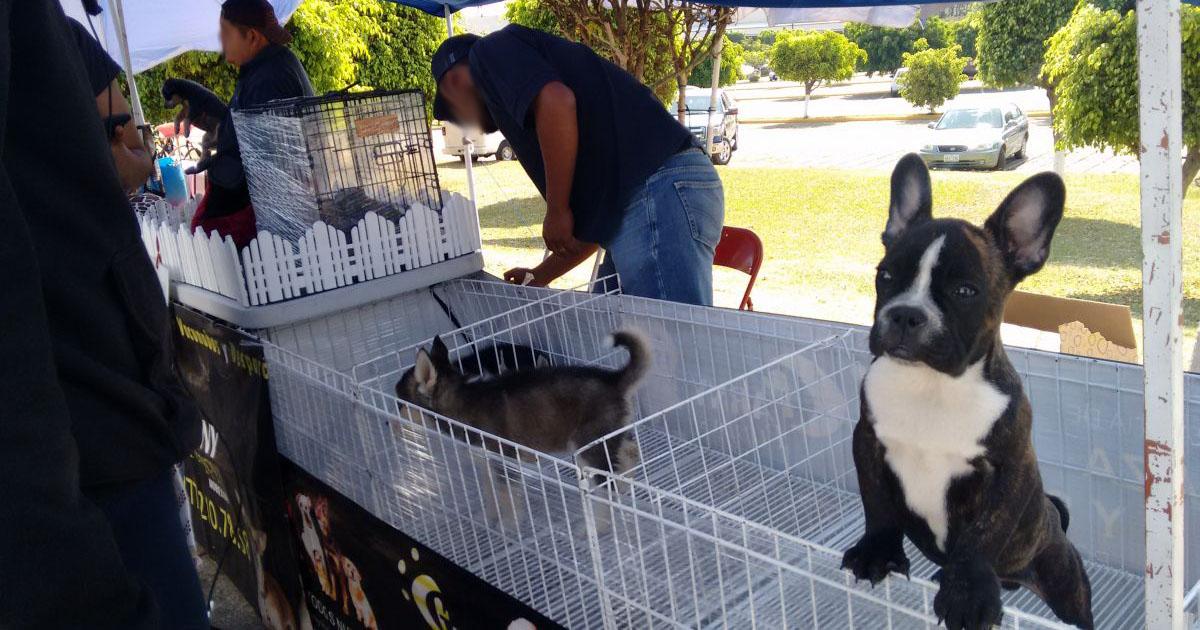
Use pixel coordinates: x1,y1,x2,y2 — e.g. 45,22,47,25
438,159,1200,353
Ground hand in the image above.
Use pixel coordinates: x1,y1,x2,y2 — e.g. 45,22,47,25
110,120,153,194
503,267,545,287
543,208,582,257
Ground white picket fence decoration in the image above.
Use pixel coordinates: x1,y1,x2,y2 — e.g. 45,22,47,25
140,192,481,308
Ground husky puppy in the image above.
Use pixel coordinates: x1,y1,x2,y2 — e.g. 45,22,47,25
395,331,648,484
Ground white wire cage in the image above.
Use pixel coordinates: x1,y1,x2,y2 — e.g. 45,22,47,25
260,278,1200,629
576,331,1200,629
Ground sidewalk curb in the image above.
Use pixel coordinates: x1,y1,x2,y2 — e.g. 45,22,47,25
742,110,1051,125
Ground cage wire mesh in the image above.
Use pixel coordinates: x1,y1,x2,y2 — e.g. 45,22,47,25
233,90,441,242
260,278,1200,629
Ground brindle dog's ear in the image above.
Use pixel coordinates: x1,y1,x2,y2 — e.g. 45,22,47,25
883,153,933,247
984,172,1065,282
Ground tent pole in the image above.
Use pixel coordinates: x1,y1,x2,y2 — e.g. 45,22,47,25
706,36,723,157
108,0,147,134
444,4,477,210
1136,0,1185,625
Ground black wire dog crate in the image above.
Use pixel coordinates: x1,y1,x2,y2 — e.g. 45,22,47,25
233,90,442,241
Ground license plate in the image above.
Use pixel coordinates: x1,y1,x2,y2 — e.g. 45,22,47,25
943,154,960,163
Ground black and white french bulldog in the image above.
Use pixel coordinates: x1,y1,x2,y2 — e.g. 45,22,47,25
841,154,1094,630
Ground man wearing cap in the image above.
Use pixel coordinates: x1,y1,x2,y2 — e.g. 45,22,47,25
178,0,313,246
432,25,726,306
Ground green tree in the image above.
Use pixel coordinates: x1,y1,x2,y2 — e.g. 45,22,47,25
843,22,916,75
286,0,376,94
504,0,562,36
948,11,980,59
132,0,447,125
898,45,968,113
355,1,448,113
771,30,866,117
920,16,950,50
689,36,744,87
1044,4,1200,197
976,0,1073,160
758,29,778,46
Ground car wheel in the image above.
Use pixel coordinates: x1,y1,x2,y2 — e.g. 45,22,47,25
994,145,1008,171
711,140,732,166
1014,134,1029,159
497,141,515,161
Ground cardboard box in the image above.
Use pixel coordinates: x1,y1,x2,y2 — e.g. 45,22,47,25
1003,291,1138,363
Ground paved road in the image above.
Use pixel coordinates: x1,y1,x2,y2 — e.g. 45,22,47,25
729,118,1138,174
725,75,1051,121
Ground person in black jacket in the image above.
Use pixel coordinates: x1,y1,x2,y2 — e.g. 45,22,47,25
0,1,204,627
182,0,313,246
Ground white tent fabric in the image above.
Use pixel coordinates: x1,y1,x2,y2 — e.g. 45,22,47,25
763,5,917,27
60,0,302,73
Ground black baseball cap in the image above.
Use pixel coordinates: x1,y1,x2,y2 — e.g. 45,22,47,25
221,0,292,46
431,33,481,122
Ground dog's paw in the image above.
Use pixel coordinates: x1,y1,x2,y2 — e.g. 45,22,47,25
933,558,1003,630
840,531,909,585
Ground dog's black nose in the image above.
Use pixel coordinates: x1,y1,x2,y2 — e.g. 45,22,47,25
888,306,927,332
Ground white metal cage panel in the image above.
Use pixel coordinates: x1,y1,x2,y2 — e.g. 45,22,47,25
577,332,1195,629
264,341,608,628
257,279,1200,629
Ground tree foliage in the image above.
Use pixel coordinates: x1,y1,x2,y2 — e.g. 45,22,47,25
689,36,745,88
1044,3,1200,195
131,0,447,125
976,0,1073,88
899,45,967,113
947,11,980,59
843,18,945,76
771,31,866,117
505,0,563,36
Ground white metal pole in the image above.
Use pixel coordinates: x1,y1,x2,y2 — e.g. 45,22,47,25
1136,0,1186,624
444,5,477,210
706,36,723,157
108,0,146,131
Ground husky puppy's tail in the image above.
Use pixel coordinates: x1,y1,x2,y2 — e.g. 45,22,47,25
605,329,651,393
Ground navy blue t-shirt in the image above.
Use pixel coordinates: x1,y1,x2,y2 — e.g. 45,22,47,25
468,25,694,245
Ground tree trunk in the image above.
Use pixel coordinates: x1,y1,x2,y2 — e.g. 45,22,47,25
677,73,688,125
1045,83,1066,175
804,86,811,118
1184,146,1200,201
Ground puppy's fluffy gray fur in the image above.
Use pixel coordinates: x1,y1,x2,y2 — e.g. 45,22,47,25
395,330,649,478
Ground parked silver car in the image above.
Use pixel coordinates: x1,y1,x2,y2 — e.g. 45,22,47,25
918,104,1030,170
683,86,739,165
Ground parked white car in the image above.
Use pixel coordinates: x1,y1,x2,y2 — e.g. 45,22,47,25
441,123,514,161
889,67,908,97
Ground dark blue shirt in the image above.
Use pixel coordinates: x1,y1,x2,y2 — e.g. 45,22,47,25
208,44,313,215
468,25,694,245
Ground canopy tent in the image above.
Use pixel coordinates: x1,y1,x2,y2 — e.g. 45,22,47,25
90,0,1190,624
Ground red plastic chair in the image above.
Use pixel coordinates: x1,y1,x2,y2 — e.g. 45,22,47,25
713,226,763,311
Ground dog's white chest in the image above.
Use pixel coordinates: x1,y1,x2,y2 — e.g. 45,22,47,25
863,357,1010,550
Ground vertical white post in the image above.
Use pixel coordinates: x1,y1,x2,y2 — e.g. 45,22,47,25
108,0,146,130
706,36,723,157
1137,0,1185,625
444,5,477,210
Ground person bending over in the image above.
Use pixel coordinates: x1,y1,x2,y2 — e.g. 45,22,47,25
430,26,726,306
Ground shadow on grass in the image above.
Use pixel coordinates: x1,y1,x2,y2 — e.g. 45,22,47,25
483,236,545,250
1052,217,1141,271
1064,285,1200,330
476,195,544,230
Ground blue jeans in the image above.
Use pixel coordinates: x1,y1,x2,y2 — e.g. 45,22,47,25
596,148,725,306
91,469,210,629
